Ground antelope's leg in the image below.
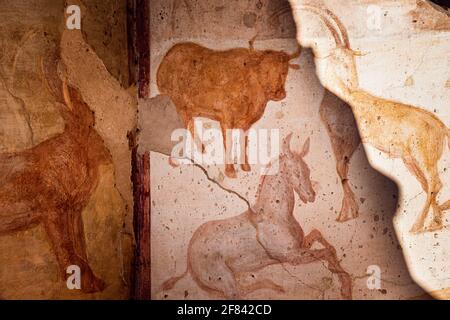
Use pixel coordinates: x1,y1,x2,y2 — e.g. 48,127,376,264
336,155,359,222
302,229,336,255
426,165,444,231
221,124,236,178
440,200,450,211
241,132,251,172
319,94,360,222
403,156,432,233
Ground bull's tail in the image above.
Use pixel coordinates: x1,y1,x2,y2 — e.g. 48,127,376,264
161,268,189,291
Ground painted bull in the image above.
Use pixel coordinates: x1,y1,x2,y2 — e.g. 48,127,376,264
157,39,300,177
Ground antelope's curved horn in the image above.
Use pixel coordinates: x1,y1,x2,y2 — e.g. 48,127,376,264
293,4,350,49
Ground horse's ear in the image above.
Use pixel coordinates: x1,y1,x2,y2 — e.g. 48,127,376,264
300,137,310,157
282,133,293,154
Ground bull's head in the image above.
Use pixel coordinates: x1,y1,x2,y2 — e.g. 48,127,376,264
257,46,301,101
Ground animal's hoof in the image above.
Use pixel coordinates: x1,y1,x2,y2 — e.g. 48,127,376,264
168,157,180,168
424,222,444,233
336,198,359,222
410,223,427,234
225,166,237,178
339,274,353,300
410,227,422,234
241,163,251,172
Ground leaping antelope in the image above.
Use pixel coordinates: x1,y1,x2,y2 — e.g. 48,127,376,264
293,4,450,233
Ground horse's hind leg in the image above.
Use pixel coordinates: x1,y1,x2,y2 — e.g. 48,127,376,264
194,259,240,299
238,278,285,297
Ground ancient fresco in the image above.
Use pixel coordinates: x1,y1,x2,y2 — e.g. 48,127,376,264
157,40,300,177
1,78,109,293
0,1,135,299
148,0,426,300
289,0,450,299
1,0,447,301
291,3,449,233
161,134,352,299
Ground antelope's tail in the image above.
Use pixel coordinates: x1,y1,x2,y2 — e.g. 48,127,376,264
161,268,189,291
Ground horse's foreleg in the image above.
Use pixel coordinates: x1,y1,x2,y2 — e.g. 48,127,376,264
302,229,336,255
301,229,352,299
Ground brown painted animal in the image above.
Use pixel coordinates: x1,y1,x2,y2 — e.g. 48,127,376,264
0,63,110,292
157,39,300,178
161,134,352,299
295,4,450,233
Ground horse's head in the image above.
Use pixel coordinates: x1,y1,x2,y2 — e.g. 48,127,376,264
281,133,316,204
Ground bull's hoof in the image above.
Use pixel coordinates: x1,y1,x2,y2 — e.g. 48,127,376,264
241,163,251,172
225,165,237,178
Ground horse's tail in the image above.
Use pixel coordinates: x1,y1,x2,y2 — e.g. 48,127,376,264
161,268,189,291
